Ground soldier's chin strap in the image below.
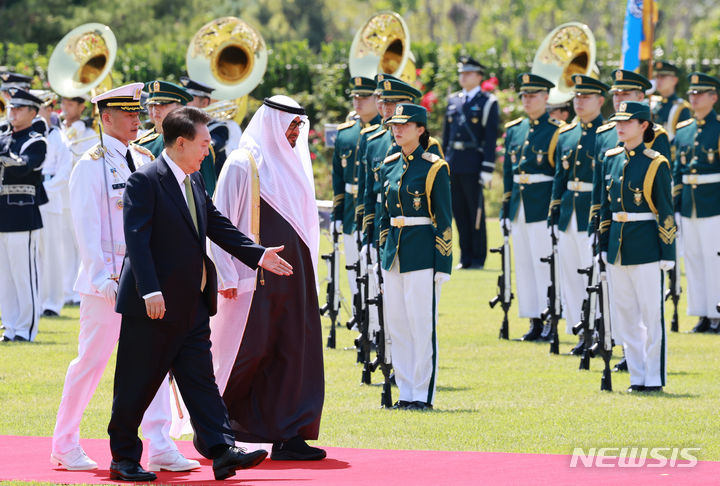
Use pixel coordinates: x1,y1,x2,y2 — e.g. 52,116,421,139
97,121,118,281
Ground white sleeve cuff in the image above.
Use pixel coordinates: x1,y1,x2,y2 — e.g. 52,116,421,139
142,291,162,300
257,249,267,267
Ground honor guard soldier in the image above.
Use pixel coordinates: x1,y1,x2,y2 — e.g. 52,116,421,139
379,104,452,410
0,73,33,130
52,83,199,472
598,101,675,392
442,56,499,269
651,61,692,141
500,73,564,341
181,76,241,177
0,89,47,342
672,73,720,333
331,76,380,313
135,80,217,195
548,76,609,348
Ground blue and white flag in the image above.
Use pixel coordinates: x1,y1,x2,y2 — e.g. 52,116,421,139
621,0,644,71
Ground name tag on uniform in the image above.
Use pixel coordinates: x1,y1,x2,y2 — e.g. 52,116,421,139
112,183,126,190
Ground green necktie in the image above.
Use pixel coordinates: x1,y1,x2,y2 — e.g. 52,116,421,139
184,175,198,233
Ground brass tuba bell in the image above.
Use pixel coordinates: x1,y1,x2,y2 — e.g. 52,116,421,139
349,12,415,82
186,17,267,102
48,23,117,98
532,22,598,105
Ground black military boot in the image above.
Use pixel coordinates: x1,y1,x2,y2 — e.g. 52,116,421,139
613,358,628,372
522,318,544,341
570,331,585,355
691,316,710,333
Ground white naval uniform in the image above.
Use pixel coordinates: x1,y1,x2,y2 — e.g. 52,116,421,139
52,134,177,458
60,120,98,304
39,127,73,314
344,232,360,295
681,215,720,318
557,216,593,334
511,202,552,318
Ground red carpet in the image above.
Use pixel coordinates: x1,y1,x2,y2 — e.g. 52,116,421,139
0,435,717,485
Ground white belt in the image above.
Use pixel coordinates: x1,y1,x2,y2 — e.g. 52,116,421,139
345,183,358,195
101,240,127,255
377,194,382,204
390,216,432,227
682,173,720,185
612,212,655,222
0,184,35,196
513,174,554,184
566,181,593,192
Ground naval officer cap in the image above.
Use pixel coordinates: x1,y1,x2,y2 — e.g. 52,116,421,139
7,89,43,110
386,103,427,126
457,56,486,75
145,80,193,106
179,76,214,98
687,72,720,94
609,69,652,93
91,82,145,112
1,72,32,91
517,73,555,94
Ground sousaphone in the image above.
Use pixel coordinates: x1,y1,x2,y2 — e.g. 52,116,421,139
349,12,416,82
532,22,598,105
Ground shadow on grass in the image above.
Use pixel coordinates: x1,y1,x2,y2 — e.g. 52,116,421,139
622,391,699,398
436,385,471,392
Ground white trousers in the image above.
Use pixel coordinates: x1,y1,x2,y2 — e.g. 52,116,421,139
682,215,720,318
382,266,440,405
512,203,552,318
343,233,359,296
0,231,40,341
52,294,176,457
39,208,66,314
558,217,593,334
607,262,666,387
61,208,80,303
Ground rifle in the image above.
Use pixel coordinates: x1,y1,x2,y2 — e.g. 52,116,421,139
588,255,613,392
345,219,364,333
664,264,681,333
368,243,393,408
320,224,341,348
489,219,513,339
574,217,600,370
540,226,561,354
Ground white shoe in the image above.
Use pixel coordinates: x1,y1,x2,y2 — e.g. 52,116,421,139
50,447,98,470
148,449,200,472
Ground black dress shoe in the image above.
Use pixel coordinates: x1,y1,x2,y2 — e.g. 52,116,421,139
522,318,544,341
613,358,628,372
42,309,59,317
626,385,645,393
213,446,267,480
1,335,11,342
271,436,326,461
407,401,433,411
643,386,663,392
109,460,157,482
13,335,28,342
691,316,711,333
392,400,411,409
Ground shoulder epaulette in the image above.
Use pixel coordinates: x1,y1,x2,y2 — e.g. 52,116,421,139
360,124,380,134
674,98,691,109
338,120,357,130
422,152,441,163
89,143,105,160
29,131,43,138
559,121,577,133
605,146,624,157
548,117,565,127
596,122,616,134
644,148,660,159
367,128,387,141
675,118,694,130
653,124,668,136
504,117,523,129
383,152,402,164
135,130,160,145
130,143,155,160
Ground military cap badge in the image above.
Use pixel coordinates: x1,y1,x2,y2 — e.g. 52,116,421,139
523,74,530,83
384,80,391,90
153,81,160,92
619,102,627,112
616,71,623,80
354,77,361,86
396,105,403,115
692,74,699,84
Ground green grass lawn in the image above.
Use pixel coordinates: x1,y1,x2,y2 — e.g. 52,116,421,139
1,218,719,475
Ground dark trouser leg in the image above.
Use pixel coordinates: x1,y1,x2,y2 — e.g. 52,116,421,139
451,172,472,266
108,315,181,463
471,181,487,267
172,299,235,458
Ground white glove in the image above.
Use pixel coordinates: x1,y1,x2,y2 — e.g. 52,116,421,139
674,212,682,236
501,218,512,232
97,278,118,306
434,272,451,285
600,251,608,264
660,260,675,271
333,220,342,233
480,171,493,187
361,244,369,261
0,153,24,166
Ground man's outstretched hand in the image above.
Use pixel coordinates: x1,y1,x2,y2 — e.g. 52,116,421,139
260,246,293,276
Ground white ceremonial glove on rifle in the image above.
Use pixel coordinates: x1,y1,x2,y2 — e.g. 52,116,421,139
434,272,451,285
599,252,608,264
548,224,559,237
501,218,512,233
660,260,675,271
333,220,342,233
97,278,118,306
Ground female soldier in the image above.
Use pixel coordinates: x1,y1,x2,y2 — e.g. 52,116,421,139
378,104,452,410
598,101,676,392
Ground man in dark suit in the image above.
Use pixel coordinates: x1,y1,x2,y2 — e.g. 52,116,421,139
108,106,292,482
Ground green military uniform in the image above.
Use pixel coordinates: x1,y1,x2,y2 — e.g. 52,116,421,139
671,73,720,326
651,61,692,140
134,80,217,195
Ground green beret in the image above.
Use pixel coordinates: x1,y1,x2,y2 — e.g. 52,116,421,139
350,76,376,96
572,74,609,95
609,101,651,122
145,80,192,106
687,72,720,94
653,61,679,76
609,70,651,93
517,73,554,93
386,103,427,125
